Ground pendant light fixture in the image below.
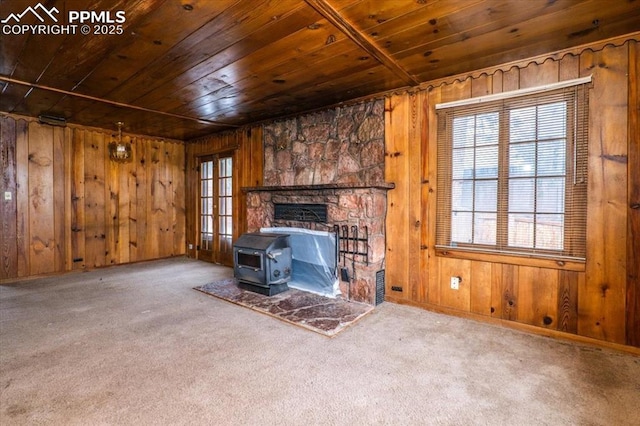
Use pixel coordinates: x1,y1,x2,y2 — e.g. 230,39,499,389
108,121,132,163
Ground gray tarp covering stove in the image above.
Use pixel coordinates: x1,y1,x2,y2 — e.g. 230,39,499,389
261,227,340,298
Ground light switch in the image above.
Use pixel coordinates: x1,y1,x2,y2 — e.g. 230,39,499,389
4,191,11,201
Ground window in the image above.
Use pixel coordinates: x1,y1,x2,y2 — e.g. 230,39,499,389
436,79,589,260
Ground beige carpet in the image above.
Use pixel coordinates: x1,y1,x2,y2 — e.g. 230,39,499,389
1,257,639,425
195,278,373,336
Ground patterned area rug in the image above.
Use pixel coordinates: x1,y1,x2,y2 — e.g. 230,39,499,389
194,278,374,337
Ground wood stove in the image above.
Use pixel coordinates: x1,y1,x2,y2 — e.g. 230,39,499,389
233,232,292,296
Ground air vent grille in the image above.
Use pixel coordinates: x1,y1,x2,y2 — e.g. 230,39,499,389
376,270,385,305
274,203,328,223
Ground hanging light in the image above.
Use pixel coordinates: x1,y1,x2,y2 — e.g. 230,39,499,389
108,121,132,163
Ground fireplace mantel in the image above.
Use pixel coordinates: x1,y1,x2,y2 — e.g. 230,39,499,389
242,182,395,193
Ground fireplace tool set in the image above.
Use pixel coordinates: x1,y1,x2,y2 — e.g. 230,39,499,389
334,225,369,300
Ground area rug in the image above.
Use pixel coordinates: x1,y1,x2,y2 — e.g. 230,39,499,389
194,278,374,337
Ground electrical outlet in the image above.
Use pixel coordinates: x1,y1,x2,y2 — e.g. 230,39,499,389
450,276,461,290
4,191,11,201
188,244,193,250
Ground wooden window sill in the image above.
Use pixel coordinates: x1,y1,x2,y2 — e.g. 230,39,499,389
435,247,586,271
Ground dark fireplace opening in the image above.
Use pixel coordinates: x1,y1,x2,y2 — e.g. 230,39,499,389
236,251,262,269
274,203,328,223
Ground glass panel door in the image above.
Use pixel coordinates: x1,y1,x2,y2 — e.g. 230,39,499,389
199,156,216,262
198,154,233,265
217,156,233,264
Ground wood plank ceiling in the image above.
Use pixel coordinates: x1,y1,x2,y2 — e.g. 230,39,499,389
1,0,639,140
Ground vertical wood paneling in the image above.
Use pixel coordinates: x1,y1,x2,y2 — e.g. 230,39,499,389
0,115,186,281
558,53,580,82
71,129,86,270
153,139,170,258
135,137,148,261
440,77,472,103
557,270,579,334
501,264,518,321
517,266,558,328
491,69,503,94
384,95,410,298
471,73,492,97
407,92,423,302
184,142,197,258
519,59,559,88
84,131,107,269
159,140,170,257
239,132,249,235
15,119,29,277
172,140,186,255
470,260,492,316
231,124,264,239
52,127,65,272
116,134,133,264
129,137,140,262
627,40,640,346
106,133,119,266
28,122,55,275
490,263,503,318
579,46,628,344
426,87,441,306
0,117,18,279
146,139,160,259
502,66,519,91
236,130,249,239
418,91,432,304
187,139,199,258
63,128,73,271
250,126,264,187
160,141,169,257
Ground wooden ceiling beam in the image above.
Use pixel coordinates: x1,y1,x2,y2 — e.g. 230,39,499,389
304,0,420,87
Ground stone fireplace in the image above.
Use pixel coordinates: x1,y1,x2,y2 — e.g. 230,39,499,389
243,100,393,305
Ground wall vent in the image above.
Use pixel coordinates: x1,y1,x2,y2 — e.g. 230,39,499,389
376,270,385,305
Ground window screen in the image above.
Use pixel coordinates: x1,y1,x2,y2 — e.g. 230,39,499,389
436,83,589,260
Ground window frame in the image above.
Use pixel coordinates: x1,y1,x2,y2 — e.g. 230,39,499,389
435,78,589,268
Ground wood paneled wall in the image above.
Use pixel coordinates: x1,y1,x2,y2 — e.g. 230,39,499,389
384,38,640,349
0,115,186,280
185,126,263,263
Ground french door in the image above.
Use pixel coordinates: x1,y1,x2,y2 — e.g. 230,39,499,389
198,154,233,265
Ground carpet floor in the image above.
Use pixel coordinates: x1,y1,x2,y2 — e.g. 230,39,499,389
2,258,639,425
194,278,373,336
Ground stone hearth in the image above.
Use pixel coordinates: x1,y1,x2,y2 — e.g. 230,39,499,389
195,278,374,337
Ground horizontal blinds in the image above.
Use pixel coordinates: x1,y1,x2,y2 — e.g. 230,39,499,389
436,82,589,260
